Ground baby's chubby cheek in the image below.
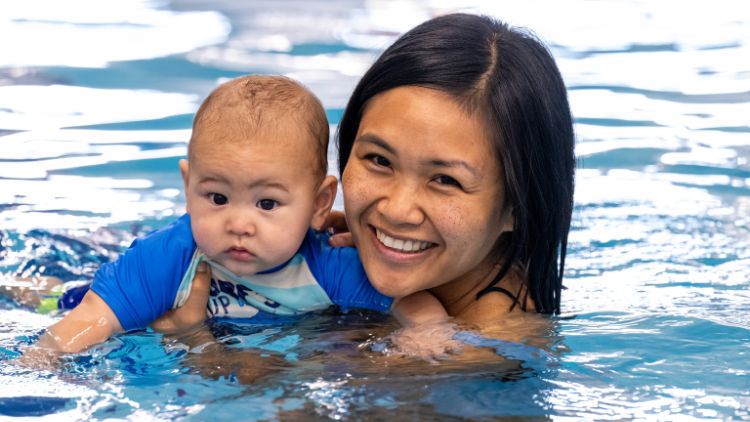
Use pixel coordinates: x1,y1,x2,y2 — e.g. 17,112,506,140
190,222,215,253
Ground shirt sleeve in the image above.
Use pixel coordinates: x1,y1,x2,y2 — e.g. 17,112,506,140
91,214,196,331
303,230,394,313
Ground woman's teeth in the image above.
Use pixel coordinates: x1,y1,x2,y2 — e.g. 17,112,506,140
376,229,431,252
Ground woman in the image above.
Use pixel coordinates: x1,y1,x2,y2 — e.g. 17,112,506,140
158,12,575,334
334,12,574,323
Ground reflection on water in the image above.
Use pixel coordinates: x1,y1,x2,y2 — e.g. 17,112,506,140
1,0,230,68
1,0,749,419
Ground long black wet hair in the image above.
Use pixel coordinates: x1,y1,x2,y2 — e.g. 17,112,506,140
336,13,575,314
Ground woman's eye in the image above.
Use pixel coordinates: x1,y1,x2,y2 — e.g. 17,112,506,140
365,153,390,167
257,199,278,211
210,193,228,205
434,175,463,189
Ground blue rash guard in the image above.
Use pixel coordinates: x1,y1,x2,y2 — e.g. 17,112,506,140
90,214,393,331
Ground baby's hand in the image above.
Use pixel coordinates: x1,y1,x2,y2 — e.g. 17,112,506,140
368,321,463,362
14,344,63,370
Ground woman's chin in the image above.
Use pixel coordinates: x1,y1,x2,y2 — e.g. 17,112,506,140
369,278,414,299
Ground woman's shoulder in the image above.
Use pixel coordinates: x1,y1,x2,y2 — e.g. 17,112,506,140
459,268,535,325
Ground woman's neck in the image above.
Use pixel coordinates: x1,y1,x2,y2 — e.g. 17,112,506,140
429,253,502,319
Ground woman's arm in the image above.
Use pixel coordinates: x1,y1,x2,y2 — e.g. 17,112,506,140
164,326,287,384
151,265,286,384
150,262,212,335
392,291,449,327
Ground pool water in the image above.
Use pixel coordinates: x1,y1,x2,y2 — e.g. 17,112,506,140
1,0,749,419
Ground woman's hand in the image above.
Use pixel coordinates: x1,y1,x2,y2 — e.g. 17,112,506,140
367,320,464,362
322,210,354,247
150,262,212,335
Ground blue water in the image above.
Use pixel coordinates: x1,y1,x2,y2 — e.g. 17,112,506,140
1,0,749,419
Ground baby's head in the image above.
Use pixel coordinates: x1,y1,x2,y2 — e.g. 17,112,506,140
180,75,337,276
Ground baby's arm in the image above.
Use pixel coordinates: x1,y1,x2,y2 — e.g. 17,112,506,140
34,290,122,353
29,260,210,356
391,291,449,327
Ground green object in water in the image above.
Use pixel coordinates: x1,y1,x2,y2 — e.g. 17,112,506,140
35,285,64,314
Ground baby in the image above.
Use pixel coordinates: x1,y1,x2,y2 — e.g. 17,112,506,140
28,75,447,354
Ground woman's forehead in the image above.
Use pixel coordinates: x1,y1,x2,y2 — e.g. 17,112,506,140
357,86,497,165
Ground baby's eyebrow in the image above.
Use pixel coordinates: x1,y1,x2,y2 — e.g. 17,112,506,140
249,178,290,193
197,174,228,184
196,173,290,193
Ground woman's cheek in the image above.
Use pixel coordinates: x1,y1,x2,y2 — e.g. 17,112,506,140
434,200,465,242
435,197,490,250
342,166,370,210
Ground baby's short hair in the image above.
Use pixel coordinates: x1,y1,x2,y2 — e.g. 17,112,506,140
189,75,329,180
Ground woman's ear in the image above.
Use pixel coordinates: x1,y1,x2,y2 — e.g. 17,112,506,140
500,206,514,233
310,176,338,231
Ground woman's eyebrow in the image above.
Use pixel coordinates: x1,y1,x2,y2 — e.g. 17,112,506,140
356,133,395,154
358,133,479,177
427,159,480,178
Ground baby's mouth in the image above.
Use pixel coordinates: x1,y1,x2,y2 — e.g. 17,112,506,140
373,227,434,253
226,246,255,261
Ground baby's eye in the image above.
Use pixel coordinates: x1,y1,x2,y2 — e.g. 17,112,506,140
257,199,278,211
434,175,463,189
210,193,228,205
365,153,390,167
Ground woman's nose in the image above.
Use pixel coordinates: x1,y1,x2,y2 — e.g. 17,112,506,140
376,182,425,226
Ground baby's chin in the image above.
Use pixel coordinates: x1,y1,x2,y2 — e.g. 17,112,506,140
208,257,266,277
203,249,292,277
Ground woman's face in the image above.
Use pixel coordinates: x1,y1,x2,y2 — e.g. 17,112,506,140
342,86,513,299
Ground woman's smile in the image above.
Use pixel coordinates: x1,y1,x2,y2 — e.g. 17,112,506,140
373,227,434,253
368,225,437,264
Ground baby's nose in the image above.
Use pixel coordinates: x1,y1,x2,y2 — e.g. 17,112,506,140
226,211,256,236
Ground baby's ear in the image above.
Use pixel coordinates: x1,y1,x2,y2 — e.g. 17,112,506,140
179,159,189,186
310,176,338,231
179,159,190,212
